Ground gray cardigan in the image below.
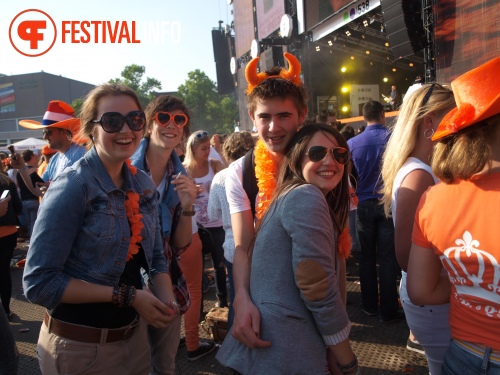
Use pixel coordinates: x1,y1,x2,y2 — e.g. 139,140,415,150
217,184,351,374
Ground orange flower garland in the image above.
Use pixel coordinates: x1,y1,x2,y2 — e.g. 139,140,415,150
125,160,144,262
254,139,280,220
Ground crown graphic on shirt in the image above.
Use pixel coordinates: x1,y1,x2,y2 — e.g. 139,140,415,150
440,231,500,305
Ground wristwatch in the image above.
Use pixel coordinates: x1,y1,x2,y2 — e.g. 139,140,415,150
181,206,196,216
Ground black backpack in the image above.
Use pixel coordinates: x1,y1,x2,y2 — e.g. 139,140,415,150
242,149,258,218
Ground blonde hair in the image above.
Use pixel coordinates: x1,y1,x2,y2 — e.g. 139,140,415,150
380,83,455,217
183,130,210,172
432,114,500,183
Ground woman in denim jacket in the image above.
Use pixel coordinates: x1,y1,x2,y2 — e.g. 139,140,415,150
23,84,178,375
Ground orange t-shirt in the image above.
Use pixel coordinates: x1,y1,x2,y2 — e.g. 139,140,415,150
413,172,500,351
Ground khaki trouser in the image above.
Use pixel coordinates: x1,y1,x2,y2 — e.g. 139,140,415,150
37,317,150,375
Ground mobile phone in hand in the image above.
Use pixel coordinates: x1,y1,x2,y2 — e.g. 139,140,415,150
1,190,10,199
7,145,17,160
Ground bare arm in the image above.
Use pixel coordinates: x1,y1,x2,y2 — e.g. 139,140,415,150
407,243,451,305
394,169,435,271
170,174,197,248
230,210,271,348
211,159,226,174
9,154,45,197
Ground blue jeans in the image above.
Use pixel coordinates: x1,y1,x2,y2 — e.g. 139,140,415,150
22,199,40,238
356,199,399,319
442,340,500,374
225,259,235,330
0,308,18,375
206,226,227,302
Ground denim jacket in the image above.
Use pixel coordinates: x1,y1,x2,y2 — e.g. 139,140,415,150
23,146,168,310
130,138,186,240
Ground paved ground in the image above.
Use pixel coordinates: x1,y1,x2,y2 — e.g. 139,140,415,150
8,242,429,374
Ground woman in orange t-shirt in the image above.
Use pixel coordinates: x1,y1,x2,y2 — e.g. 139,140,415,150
408,57,500,374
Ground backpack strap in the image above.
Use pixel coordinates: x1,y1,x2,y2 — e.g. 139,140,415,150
242,149,258,218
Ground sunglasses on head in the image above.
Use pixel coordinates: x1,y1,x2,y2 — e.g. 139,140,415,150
192,131,209,145
154,112,188,128
306,146,350,165
93,111,146,133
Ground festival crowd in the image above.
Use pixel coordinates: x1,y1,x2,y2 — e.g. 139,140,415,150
1,55,500,375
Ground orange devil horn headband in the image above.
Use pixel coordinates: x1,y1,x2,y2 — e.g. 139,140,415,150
245,52,302,94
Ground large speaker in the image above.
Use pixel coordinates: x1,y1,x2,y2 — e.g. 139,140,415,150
382,0,427,59
212,30,235,95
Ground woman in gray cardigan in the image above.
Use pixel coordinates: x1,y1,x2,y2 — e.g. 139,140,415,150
217,124,360,375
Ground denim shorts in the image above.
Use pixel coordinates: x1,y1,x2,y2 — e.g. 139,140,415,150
442,339,500,374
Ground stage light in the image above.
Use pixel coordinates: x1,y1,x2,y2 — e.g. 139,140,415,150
392,68,397,72
362,35,366,39
363,20,369,27
341,105,349,113
351,56,355,60
328,40,333,46
385,42,389,47
316,46,321,51
383,77,388,82
409,62,414,67
345,31,351,36
341,67,347,73
370,16,375,24
365,50,370,54
341,86,349,93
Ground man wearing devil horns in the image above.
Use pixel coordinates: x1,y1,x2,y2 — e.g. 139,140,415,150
223,53,307,349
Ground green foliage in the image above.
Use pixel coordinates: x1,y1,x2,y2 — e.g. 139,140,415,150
178,70,238,135
109,65,162,108
71,98,84,117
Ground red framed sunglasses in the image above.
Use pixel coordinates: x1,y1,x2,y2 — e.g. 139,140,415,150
154,112,188,128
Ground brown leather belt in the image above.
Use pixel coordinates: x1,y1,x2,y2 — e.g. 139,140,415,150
43,311,139,344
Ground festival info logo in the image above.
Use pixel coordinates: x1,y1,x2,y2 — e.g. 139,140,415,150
9,9,57,57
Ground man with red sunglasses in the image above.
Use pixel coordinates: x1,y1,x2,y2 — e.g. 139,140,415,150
347,100,402,323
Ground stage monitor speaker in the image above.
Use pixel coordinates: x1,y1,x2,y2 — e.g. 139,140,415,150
381,0,427,59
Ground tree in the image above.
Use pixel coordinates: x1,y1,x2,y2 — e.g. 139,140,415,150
71,98,84,117
109,65,162,108
178,70,238,134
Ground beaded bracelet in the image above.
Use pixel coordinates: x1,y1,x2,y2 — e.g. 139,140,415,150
111,284,136,308
337,356,359,375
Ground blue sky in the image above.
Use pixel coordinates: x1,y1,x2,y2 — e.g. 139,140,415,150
1,0,233,92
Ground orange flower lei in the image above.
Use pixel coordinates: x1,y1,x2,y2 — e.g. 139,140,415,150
254,139,281,220
124,160,144,262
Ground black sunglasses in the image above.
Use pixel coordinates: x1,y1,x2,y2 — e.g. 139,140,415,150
421,83,436,107
306,146,350,165
93,111,146,133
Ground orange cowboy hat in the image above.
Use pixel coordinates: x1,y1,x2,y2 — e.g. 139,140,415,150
433,57,500,140
19,100,80,133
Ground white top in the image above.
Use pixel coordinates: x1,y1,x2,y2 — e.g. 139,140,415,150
208,169,235,263
194,160,223,228
391,157,437,224
392,157,437,303
209,146,223,163
226,156,261,215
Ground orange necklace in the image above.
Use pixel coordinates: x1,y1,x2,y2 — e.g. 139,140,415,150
254,139,281,220
124,160,144,262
